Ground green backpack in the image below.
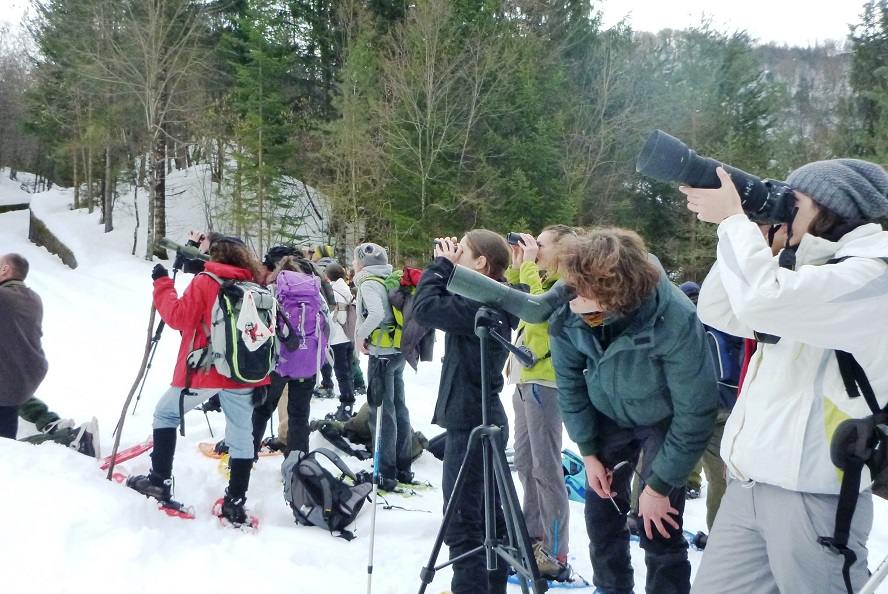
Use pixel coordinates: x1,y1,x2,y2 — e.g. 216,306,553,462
364,271,406,349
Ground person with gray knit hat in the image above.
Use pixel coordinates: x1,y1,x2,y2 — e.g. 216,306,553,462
352,242,413,491
786,158,888,221
679,163,888,594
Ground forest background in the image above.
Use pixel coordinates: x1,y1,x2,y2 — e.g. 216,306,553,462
3,0,888,280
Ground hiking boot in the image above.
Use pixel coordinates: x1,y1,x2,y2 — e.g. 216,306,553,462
397,470,416,485
312,387,335,399
691,530,708,550
127,471,173,502
532,542,571,582
260,436,286,452
378,476,399,492
43,418,76,434
214,439,229,455
686,486,701,499
220,491,248,525
69,417,99,458
332,403,354,422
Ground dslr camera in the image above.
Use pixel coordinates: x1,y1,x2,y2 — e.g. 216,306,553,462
636,130,795,224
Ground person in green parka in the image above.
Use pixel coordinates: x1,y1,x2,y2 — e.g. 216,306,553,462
504,225,577,580
549,228,718,594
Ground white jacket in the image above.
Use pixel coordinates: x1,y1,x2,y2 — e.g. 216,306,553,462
698,214,888,494
329,278,353,346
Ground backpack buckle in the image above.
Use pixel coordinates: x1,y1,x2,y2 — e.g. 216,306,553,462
818,536,857,563
186,348,209,369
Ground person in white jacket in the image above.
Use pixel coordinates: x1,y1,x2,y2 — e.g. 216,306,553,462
326,263,357,421
681,159,888,594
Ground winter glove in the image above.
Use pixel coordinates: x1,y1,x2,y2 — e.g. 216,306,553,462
152,263,169,281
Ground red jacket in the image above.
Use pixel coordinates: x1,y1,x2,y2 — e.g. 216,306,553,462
153,261,271,389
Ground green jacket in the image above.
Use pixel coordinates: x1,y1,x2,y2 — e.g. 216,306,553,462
548,270,718,495
505,262,557,384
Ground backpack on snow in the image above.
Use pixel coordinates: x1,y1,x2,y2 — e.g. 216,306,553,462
281,448,372,540
274,270,330,381
196,271,278,383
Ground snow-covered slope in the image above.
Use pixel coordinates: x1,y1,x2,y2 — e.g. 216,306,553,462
1,180,885,594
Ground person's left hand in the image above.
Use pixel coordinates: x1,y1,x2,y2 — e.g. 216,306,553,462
151,263,169,281
434,237,462,264
680,167,745,224
638,485,680,540
519,233,539,264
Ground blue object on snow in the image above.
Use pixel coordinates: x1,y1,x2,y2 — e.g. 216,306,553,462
562,449,586,503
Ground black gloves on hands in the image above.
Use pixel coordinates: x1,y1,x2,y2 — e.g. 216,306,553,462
152,263,169,281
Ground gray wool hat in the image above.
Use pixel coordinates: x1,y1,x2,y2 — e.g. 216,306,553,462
786,158,888,220
353,242,388,267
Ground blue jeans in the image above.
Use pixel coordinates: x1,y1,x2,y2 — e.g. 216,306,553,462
367,354,411,480
153,386,254,459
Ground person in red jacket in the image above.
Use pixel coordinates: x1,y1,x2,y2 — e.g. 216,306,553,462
127,236,269,525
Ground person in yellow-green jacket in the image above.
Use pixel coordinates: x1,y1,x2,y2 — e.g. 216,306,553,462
504,224,578,581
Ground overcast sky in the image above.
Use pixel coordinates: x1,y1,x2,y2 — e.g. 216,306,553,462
0,0,872,47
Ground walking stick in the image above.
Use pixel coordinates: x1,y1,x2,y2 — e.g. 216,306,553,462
106,304,157,480
366,401,384,594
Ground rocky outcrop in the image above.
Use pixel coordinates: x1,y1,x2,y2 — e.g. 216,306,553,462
28,209,78,269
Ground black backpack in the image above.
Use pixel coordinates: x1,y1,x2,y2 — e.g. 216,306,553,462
281,448,372,540
819,350,888,594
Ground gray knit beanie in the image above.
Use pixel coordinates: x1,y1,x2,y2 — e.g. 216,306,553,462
786,158,888,220
353,242,388,267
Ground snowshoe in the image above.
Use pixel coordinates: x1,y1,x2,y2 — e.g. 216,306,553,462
533,542,573,582
212,494,259,531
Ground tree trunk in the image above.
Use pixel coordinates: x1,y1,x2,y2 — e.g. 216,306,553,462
152,129,167,258
72,148,80,209
86,145,94,214
104,146,113,232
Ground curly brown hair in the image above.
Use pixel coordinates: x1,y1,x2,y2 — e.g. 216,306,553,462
559,228,660,315
208,237,262,282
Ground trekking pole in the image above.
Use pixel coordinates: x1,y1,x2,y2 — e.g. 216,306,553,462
859,552,888,594
107,304,158,480
366,400,384,594
203,409,214,438
131,320,165,415
130,269,177,416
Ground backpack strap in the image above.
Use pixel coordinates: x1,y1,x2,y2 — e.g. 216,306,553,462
311,447,359,482
819,351,888,594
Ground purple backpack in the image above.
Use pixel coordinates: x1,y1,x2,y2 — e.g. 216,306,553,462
274,270,330,380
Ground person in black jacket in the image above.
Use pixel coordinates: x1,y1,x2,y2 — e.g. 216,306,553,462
412,230,518,594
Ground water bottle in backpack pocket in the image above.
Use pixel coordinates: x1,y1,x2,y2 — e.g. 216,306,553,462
275,270,331,380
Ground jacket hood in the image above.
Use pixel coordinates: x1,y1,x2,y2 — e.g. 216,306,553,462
205,261,254,281
355,264,393,283
792,223,888,266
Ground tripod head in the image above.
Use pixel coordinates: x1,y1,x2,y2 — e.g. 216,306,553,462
475,306,508,336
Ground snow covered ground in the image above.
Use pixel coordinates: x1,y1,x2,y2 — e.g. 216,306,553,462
1,179,886,594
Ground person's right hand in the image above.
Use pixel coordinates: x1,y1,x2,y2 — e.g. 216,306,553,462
510,243,523,268
583,454,615,499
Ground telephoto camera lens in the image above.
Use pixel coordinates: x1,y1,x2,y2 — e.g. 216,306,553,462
635,129,796,224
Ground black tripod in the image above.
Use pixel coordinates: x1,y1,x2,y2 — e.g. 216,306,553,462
418,307,548,594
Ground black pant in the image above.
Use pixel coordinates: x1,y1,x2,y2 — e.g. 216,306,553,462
252,372,315,455
0,405,18,439
331,342,355,405
442,428,509,594
320,362,334,390
584,418,690,594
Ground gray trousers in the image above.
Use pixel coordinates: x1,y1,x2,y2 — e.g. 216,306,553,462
513,383,570,557
692,480,873,594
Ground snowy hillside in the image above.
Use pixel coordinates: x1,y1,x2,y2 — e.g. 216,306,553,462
1,179,886,594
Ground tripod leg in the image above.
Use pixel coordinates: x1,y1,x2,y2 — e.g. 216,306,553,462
417,429,486,594
489,429,547,594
